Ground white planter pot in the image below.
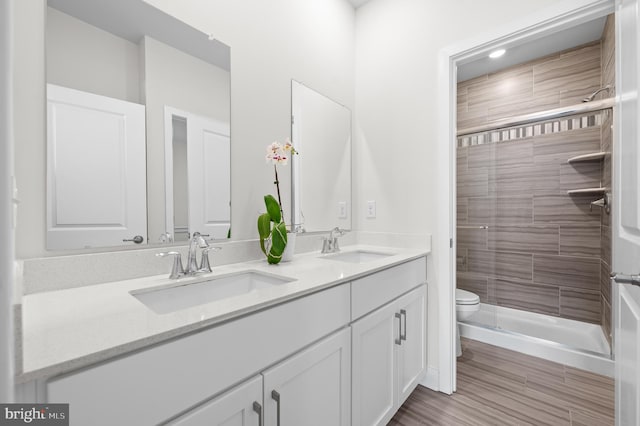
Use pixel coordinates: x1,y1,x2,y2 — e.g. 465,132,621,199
281,232,296,262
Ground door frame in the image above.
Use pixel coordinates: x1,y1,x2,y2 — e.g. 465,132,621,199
163,106,231,241
436,0,615,393
0,0,14,403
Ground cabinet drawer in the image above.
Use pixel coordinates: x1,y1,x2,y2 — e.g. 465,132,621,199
46,284,350,426
351,257,426,320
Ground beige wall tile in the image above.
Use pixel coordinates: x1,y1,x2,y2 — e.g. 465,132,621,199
488,225,559,254
559,224,601,257
468,196,533,225
468,249,533,281
533,254,600,290
458,272,489,302
534,194,601,224
560,288,601,323
493,278,560,316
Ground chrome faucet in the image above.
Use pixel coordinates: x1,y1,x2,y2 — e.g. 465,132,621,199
198,246,222,273
321,227,348,253
155,251,185,279
187,232,209,275
157,232,222,279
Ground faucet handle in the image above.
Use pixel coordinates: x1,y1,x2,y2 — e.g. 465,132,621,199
321,236,333,254
156,251,185,279
329,227,348,252
199,247,222,273
334,227,348,236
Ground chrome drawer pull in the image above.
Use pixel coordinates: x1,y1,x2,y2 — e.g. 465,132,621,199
271,390,281,426
252,401,263,426
400,309,407,341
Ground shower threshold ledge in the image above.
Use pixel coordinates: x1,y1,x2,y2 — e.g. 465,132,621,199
459,304,613,377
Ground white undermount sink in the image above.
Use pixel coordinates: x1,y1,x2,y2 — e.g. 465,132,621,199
321,250,393,263
131,271,295,314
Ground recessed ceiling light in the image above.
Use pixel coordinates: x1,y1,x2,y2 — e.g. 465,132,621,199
489,49,506,59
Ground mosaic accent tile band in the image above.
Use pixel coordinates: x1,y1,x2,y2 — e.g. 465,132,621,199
457,112,603,148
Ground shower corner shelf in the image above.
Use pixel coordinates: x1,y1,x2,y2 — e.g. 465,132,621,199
566,151,609,164
566,152,609,196
566,187,607,195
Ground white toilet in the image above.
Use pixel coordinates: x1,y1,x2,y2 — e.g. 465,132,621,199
456,288,480,356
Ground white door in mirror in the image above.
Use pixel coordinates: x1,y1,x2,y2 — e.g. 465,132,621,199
186,115,231,240
46,84,147,249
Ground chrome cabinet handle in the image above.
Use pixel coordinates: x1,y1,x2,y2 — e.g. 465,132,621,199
252,401,263,426
271,390,281,426
395,312,402,345
400,309,407,342
122,235,144,244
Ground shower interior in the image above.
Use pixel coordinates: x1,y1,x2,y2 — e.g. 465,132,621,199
455,14,615,375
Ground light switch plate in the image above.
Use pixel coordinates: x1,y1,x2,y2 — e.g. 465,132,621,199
338,201,347,219
366,200,376,218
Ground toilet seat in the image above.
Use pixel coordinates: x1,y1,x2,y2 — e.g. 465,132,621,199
456,288,480,305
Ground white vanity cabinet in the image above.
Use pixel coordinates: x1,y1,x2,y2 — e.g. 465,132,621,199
262,327,351,426
45,284,350,426
396,287,427,404
27,255,428,426
170,327,350,426
350,258,427,426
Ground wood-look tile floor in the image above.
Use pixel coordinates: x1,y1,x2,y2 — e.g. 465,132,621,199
389,338,614,426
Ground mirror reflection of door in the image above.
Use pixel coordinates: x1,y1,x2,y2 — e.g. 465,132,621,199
165,108,231,242
46,84,147,250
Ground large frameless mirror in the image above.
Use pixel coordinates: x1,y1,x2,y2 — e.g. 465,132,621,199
291,80,351,234
45,0,231,250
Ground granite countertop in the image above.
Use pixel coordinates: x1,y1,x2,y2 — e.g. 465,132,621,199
18,245,429,383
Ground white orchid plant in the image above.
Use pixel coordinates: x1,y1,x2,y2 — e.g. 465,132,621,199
258,138,297,264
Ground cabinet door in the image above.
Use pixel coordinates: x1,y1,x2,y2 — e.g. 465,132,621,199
396,285,427,406
351,301,399,426
263,328,351,426
169,376,262,426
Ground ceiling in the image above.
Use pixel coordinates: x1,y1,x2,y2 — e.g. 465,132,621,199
457,16,607,82
347,0,372,8
348,2,607,82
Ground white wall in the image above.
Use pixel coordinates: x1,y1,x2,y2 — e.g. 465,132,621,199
143,0,356,242
13,0,355,258
354,0,559,386
46,7,141,103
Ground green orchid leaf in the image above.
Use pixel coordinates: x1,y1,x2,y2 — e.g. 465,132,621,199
257,213,271,238
259,237,267,256
264,194,282,223
266,221,287,264
257,213,271,256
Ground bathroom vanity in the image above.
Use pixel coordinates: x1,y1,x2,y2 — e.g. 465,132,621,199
16,246,428,426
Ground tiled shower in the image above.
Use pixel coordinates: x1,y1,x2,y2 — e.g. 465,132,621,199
456,15,614,349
